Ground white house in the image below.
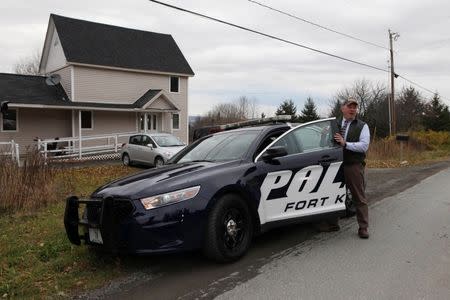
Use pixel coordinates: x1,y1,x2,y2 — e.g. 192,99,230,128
0,14,194,154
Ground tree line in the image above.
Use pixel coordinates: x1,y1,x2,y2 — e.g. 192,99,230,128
193,79,450,138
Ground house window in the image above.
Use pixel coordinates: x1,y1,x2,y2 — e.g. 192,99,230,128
81,111,93,129
172,113,180,130
1,109,18,132
170,76,179,93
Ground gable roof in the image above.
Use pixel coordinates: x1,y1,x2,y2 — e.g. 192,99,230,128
0,74,179,111
50,14,194,76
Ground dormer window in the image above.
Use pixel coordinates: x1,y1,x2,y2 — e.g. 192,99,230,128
170,76,179,93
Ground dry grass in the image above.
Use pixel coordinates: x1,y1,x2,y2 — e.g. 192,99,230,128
0,150,58,213
367,131,450,168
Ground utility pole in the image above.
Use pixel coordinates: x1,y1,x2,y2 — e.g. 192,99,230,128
389,29,399,135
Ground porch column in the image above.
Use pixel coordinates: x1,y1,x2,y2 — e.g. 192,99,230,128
143,112,148,133
78,110,82,158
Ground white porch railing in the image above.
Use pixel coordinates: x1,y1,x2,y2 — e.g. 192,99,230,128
37,132,139,160
0,140,20,164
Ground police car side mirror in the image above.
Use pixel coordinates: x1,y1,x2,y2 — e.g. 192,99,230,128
261,146,288,161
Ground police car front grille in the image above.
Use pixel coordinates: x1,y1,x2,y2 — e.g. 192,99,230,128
85,198,134,224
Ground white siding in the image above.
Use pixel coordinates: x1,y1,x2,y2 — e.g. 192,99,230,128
73,66,189,143
44,28,67,73
52,66,72,100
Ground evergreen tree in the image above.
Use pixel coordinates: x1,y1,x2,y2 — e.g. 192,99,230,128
299,97,320,122
275,99,298,121
423,93,450,131
396,86,426,132
328,99,342,118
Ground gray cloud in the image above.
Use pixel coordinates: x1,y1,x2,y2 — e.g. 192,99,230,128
1,0,449,114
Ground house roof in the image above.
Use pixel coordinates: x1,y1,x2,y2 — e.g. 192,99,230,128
51,14,194,76
0,73,69,105
0,73,179,111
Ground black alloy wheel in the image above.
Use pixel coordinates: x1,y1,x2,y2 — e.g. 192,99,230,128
204,194,253,263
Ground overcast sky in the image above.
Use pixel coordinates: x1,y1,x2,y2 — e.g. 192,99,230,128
1,0,449,116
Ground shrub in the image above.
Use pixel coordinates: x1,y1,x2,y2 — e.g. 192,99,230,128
0,150,58,213
411,130,450,150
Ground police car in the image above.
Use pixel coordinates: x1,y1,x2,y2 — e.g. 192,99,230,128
64,117,352,262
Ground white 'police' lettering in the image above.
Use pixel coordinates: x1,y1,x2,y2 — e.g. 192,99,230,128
257,162,346,224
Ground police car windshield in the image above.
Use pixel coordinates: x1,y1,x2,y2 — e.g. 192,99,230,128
173,130,260,163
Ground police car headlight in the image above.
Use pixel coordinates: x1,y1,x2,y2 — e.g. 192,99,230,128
140,186,200,210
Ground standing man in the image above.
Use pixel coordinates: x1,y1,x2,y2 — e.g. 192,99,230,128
334,97,370,238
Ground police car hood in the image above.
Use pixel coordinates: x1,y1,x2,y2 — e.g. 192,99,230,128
91,160,240,199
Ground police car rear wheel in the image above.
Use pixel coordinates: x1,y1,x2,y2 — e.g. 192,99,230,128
204,194,253,263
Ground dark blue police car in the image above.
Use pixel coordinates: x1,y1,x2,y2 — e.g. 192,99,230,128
64,117,352,262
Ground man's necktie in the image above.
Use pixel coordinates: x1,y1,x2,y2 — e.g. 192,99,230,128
341,120,349,140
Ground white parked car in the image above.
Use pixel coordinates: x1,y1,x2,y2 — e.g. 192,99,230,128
121,133,186,167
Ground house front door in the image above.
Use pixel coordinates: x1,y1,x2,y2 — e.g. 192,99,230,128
139,113,159,133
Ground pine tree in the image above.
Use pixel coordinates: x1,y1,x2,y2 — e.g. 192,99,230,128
275,99,298,121
299,97,320,123
423,93,450,131
328,99,342,118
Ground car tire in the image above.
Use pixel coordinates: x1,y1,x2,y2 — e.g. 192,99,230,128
122,153,132,166
154,157,164,168
204,194,253,263
345,188,356,218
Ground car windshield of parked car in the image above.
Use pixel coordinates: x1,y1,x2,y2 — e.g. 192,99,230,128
173,130,260,163
152,135,185,147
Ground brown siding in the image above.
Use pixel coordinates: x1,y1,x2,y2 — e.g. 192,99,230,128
0,108,72,154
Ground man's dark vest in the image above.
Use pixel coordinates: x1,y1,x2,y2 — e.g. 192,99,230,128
337,118,367,165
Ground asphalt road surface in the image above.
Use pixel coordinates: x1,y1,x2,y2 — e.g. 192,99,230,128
217,166,450,300
81,160,450,300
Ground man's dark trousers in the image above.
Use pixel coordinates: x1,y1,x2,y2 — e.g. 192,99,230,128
344,162,368,229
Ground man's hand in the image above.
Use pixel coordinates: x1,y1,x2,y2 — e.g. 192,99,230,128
334,133,346,147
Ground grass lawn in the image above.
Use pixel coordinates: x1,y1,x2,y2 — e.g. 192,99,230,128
0,165,143,298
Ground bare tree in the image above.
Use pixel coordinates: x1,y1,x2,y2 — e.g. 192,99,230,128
330,79,391,137
236,96,258,119
14,50,41,75
191,96,260,131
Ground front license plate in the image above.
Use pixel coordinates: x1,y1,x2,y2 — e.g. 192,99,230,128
89,228,103,244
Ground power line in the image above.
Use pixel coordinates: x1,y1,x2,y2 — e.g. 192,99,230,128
148,0,389,73
398,75,437,95
149,1,447,102
247,0,389,51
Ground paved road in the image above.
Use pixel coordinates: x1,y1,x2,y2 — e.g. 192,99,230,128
81,161,450,299
217,167,450,300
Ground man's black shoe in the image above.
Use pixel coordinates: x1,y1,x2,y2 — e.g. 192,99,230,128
358,228,369,239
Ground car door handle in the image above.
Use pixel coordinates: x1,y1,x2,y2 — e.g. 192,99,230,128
318,156,337,166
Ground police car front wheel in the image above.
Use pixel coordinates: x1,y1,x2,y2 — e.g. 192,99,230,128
204,194,253,263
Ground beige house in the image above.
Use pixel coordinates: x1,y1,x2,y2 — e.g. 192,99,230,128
0,14,194,154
